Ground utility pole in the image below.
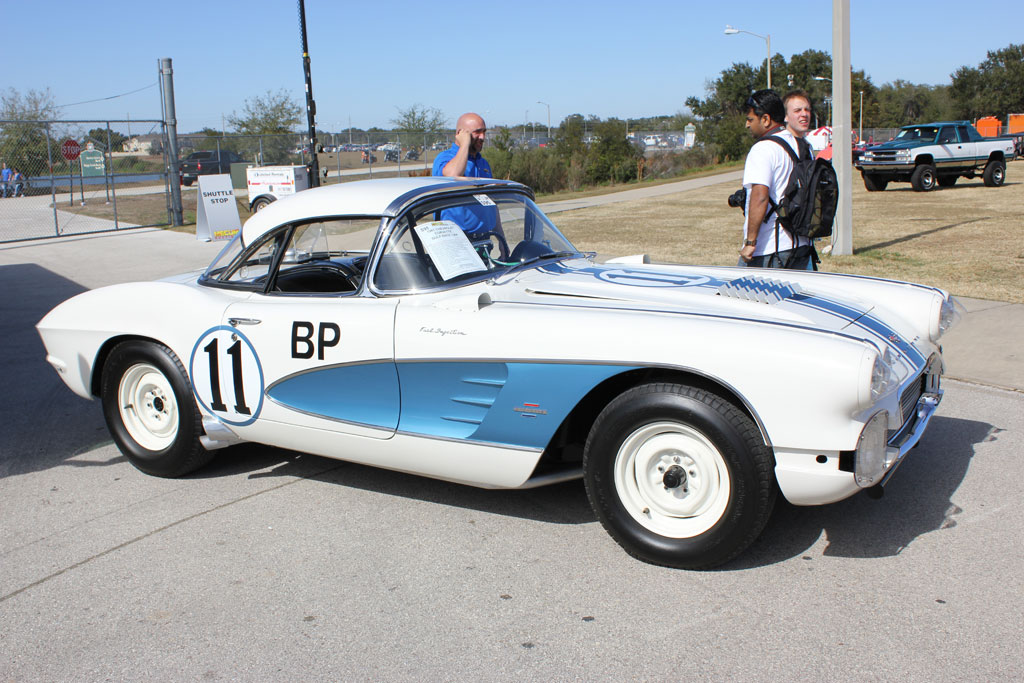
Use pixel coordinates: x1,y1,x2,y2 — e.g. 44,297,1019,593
159,57,183,226
298,0,320,187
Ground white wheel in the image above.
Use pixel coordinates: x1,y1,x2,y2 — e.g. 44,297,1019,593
613,422,731,538
101,341,212,477
118,363,179,450
584,383,776,569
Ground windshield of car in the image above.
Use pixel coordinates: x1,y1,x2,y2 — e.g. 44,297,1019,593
373,191,582,292
895,127,938,142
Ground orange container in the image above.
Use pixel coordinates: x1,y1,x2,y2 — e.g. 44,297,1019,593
975,116,1001,137
1009,114,1024,134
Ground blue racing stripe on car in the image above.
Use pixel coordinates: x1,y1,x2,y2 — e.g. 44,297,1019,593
267,362,400,429
397,361,637,449
792,294,925,365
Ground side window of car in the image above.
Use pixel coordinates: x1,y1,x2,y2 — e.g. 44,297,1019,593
937,127,957,144
272,218,378,295
956,126,970,143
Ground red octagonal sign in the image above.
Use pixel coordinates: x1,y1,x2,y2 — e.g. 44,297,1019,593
61,139,81,161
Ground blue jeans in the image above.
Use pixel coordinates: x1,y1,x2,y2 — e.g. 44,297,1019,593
747,245,817,270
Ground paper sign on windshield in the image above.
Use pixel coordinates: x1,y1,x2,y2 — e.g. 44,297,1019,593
413,221,487,281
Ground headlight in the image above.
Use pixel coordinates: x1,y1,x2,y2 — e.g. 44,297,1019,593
870,352,895,401
855,411,892,487
858,348,896,409
934,296,965,341
895,149,912,160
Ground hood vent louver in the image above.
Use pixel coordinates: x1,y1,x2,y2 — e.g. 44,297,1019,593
717,276,803,305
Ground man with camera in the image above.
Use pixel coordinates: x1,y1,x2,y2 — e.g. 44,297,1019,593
734,90,814,269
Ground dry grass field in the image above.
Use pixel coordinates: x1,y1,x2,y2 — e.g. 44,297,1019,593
551,159,1024,303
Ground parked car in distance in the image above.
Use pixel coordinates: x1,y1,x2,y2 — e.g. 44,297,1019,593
855,121,1016,192
179,150,245,187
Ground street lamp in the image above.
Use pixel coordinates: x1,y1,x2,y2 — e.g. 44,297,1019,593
813,75,833,127
537,101,550,139
725,25,771,90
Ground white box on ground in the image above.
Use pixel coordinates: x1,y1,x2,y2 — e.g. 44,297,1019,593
246,165,310,211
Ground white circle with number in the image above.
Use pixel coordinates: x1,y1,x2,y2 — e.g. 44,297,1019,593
189,326,264,426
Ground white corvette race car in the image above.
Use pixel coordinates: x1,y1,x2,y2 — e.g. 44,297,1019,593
38,177,961,568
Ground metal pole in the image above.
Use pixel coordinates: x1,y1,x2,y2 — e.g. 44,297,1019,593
46,123,59,236
160,57,183,226
766,34,771,90
298,0,320,187
831,0,853,256
859,90,864,141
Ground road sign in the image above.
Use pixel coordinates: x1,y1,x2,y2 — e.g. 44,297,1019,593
61,139,81,161
80,149,105,177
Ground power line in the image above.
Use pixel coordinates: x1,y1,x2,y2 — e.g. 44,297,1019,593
56,82,158,108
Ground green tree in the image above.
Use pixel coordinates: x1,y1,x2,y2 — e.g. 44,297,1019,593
951,43,1024,120
390,103,446,136
685,62,760,160
0,87,58,177
227,89,301,163
86,127,128,152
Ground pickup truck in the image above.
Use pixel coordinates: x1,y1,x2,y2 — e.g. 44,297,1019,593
856,121,1016,192
178,150,245,187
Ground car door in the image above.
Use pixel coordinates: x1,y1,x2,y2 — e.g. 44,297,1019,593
956,125,979,171
193,217,401,444
935,126,961,171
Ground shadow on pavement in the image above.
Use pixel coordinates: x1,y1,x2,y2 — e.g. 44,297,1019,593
199,444,597,526
0,264,111,478
728,414,989,570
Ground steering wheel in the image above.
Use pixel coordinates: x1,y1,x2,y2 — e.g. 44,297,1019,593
470,231,511,264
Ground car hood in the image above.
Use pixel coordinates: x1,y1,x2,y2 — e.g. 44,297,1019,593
487,259,933,364
867,138,933,151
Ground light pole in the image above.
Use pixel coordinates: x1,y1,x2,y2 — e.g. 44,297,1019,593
813,75,833,127
725,25,771,89
537,100,550,139
858,90,864,142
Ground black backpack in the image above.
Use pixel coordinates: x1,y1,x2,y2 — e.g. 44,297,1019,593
763,135,838,240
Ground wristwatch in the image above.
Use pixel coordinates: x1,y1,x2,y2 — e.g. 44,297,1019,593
743,239,757,247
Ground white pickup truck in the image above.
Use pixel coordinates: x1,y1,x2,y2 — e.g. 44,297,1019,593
856,121,1016,192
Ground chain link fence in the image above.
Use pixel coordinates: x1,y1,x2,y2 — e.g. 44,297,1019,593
0,119,172,242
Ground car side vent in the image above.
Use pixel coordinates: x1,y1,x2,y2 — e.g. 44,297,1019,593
717,277,803,305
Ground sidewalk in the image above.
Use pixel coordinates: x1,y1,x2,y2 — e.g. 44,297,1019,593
1,170,1020,392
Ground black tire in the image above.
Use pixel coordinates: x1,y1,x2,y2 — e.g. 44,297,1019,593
583,383,776,569
910,164,937,191
983,159,1005,187
182,178,194,187
937,175,958,187
862,173,888,192
251,196,274,212
100,340,212,478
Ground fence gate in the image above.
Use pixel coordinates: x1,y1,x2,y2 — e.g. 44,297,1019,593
0,119,172,243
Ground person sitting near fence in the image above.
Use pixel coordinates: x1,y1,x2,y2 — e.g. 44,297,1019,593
11,168,25,197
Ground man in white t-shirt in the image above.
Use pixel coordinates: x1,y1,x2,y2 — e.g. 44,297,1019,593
738,89,815,270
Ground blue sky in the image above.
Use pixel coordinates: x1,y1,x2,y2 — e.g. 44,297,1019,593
5,1,1022,133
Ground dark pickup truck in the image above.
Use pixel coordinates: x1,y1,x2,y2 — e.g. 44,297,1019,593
179,150,244,186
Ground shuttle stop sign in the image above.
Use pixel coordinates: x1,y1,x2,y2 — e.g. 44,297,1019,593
61,139,81,161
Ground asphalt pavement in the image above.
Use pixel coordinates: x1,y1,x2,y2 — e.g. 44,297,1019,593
1,172,1022,680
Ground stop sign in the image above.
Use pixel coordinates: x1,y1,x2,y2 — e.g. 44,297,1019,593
61,139,81,161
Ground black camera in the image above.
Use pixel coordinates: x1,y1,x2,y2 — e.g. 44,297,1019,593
727,187,747,209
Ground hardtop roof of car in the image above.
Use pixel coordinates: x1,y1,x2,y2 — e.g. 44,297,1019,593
239,176,529,246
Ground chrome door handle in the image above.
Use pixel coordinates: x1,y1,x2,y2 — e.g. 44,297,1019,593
228,318,261,326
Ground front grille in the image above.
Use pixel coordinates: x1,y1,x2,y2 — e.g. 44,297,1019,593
869,151,901,161
889,355,941,446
